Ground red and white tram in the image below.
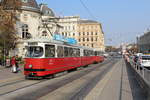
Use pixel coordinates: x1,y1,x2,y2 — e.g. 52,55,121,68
24,39,104,78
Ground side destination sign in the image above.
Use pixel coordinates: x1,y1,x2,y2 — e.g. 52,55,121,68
53,34,77,45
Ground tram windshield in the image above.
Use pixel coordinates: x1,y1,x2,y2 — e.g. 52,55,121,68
26,46,43,58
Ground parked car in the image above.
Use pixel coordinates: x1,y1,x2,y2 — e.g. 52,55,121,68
137,54,150,70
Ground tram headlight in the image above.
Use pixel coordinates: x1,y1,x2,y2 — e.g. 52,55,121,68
29,64,33,68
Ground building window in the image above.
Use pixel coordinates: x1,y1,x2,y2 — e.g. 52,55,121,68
83,38,85,41
22,24,29,39
42,31,47,36
79,32,81,36
73,26,75,30
95,32,97,35
87,38,89,41
83,32,85,35
62,32,64,36
79,39,80,42
91,37,93,41
87,32,89,35
65,33,67,36
73,33,75,36
95,37,97,41
92,44,94,47
91,32,93,35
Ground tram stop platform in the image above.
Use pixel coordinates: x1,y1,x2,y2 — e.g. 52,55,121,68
85,59,147,100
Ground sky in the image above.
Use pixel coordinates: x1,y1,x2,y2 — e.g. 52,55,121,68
37,0,150,46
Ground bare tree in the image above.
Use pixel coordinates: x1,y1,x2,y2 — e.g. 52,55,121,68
0,0,22,62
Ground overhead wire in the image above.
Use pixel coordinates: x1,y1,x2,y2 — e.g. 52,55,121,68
79,0,97,20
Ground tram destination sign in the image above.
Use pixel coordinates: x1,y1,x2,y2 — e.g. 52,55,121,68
28,42,38,46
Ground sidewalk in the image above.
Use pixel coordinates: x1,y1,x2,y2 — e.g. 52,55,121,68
85,59,147,100
0,65,24,81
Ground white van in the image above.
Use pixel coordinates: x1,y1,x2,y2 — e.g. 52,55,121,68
137,55,150,69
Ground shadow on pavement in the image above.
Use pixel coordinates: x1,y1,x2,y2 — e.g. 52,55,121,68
125,61,147,100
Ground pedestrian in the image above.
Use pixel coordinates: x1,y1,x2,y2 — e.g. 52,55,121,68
11,56,17,73
15,55,20,72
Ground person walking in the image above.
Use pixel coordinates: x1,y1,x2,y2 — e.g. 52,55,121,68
11,56,17,73
15,55,20,72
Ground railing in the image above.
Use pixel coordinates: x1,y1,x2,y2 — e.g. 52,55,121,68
129,60,150,85
128,58,150,99
143,68,150,85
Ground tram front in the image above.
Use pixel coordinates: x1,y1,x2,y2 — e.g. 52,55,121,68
24,42,45,78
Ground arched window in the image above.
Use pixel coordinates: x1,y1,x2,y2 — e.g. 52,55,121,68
22,24,29,39
42,31,47,36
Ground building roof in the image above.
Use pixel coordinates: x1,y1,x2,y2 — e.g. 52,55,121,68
0,0,40,13
78,19,99,24
39,4,55,16
21,0,40,13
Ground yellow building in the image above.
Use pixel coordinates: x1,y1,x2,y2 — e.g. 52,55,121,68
77,20,105,51
59,16,105,51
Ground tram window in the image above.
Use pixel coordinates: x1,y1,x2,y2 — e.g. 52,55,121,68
87,50,90,56
73,48,76,57
95,51,97,56
89,50,91,56
77,49,80,57
57,46,64,57
84,50,88,56
69,48,73,57
26,46,43,58
64,47,69,57
45,45,55,58
84,50,86,56
91,51,93,56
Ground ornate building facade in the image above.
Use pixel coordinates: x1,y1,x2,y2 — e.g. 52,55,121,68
0,0,57,56
0,0,105,57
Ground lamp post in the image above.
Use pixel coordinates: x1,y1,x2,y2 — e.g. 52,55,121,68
3,39,5,66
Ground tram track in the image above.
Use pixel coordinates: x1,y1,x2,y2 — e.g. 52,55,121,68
0,58,115,99
38,58,119,100
0,79,26,88
70,59,117,100
9,58,118,100
0,79,48,96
